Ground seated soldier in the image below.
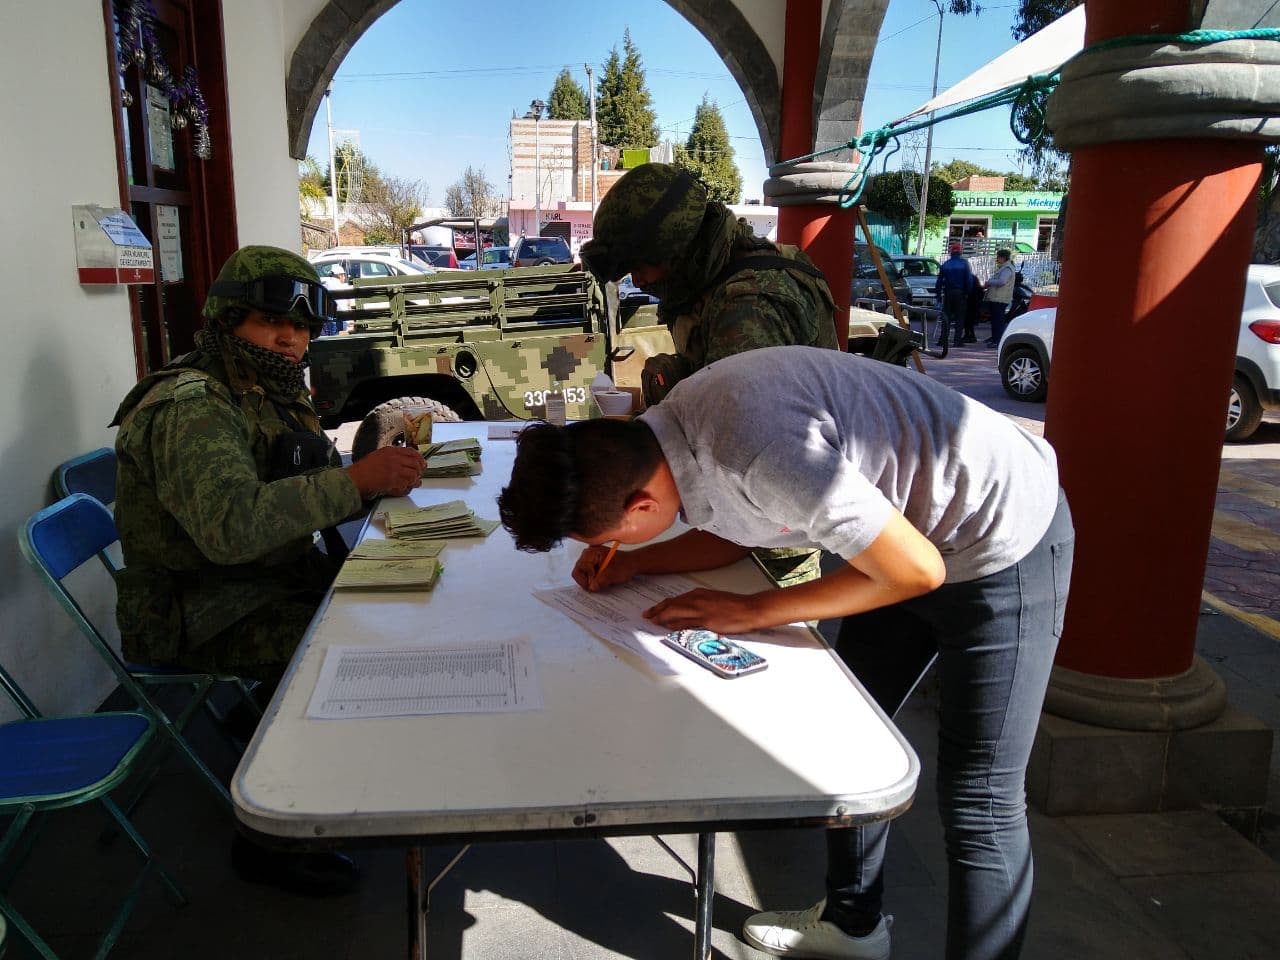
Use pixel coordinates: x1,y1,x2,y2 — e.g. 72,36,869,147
111,244,424,896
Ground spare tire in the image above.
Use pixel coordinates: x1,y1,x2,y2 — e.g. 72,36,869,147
350,396,463,462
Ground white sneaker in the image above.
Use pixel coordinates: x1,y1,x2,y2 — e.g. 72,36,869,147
742,900,892,959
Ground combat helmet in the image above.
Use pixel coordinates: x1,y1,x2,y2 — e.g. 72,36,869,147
580,163,707,282
202,245,332,330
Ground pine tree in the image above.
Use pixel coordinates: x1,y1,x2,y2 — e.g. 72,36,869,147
673,96,742,204
547,68,587,120
596,30,658,149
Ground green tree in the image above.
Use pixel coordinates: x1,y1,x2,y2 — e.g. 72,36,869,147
444,165,500,218
596,30,659,149
1003,173,1038,191
673,95,742,203
548,68,588,120
864,171,955,251
298,155,327,203
353,174,426,245
931,159,993,186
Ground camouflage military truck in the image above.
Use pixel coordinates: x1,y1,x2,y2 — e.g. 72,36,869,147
311,263,920,460
310,264,667,459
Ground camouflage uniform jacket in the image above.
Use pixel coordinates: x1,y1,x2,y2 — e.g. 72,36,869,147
666,242,840,371
111,347,363,664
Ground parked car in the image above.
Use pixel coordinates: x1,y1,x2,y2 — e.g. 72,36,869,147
307,245,402,262
889,255,942,307
408,244,458,269
457,246,512,270
311,254,435,282
997,264,1280,441
511,236,573,267
616,273,659,304
852,241,913,306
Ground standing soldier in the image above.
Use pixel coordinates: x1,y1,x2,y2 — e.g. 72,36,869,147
580,162,840,586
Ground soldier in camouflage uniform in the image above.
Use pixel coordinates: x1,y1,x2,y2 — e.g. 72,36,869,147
111,245,425,684
580,162,840,586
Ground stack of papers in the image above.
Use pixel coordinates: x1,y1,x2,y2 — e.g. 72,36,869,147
348,539,445,560
332,557,443,591
418,437,481,460
380,499,501,540
419,437,483,478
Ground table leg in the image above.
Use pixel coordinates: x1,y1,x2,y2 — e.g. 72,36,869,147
695,832,715,960
407,846,426,960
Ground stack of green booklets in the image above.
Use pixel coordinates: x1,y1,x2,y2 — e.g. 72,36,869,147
419,437,482,478
380,499,500,540
333,539,446,591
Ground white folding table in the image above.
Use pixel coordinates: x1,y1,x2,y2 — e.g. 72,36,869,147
233,422,919,959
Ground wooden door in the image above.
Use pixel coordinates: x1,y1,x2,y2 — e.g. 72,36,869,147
106,0,237,377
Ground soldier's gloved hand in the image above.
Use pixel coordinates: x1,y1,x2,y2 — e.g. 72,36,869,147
344,446,425,500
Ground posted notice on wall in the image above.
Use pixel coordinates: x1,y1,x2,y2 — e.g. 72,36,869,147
72,205,154,285
156,204,183,282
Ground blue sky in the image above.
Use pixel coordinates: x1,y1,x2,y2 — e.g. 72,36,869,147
304,0,1034,204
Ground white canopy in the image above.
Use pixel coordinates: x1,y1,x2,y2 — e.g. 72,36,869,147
895,5,1086,123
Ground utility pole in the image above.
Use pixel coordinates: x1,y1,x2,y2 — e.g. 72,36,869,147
584,64,599,219
529,98,546,235
325,86,339,248
915,1,944,255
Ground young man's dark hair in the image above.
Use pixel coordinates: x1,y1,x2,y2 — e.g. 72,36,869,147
499,419,662,551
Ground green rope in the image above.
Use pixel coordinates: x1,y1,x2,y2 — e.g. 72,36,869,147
773,26,1280,208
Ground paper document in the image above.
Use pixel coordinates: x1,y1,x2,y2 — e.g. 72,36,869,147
348,539,445,560
379,499,500,539
306,641,543,719
331,557,442,590
534,574,728,674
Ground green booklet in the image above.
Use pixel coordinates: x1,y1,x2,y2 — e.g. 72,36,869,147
332,557,443,590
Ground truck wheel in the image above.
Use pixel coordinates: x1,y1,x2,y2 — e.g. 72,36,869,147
351,397,463,462
1226,373,1263,443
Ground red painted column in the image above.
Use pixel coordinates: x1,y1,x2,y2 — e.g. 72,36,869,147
1045,0,1264,679
777,0,855,346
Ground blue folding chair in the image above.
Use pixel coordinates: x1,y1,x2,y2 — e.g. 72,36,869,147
19,494,261,812
53,447,121,574
53,447,117,506
0,643,187,959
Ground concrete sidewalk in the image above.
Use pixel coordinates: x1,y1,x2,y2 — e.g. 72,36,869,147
5,347,1278,959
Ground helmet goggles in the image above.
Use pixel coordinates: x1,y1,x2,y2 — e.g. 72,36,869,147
209,276,334,327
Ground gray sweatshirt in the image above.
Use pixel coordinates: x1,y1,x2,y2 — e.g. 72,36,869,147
640,346,1059,582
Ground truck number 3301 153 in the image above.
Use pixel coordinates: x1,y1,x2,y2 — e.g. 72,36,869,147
524,386,588,408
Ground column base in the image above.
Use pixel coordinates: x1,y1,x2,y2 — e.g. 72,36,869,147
1029,656,1269,816
1044,655,1227,731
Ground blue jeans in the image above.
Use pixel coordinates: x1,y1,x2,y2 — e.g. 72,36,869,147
987,301,1009,343
823,490,1073,960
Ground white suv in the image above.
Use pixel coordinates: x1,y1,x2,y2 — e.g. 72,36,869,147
997,263,1280,442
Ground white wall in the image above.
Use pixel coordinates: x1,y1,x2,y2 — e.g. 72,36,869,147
0,2,143,719
224,1,307,247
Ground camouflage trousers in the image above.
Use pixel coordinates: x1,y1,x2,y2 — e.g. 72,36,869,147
173,594,325,685
753,547,823,588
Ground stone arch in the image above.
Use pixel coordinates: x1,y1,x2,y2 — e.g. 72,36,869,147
285,0,888,168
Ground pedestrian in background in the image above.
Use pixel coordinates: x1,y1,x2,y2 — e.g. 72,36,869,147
935,242,976,348
984,248,1016,346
